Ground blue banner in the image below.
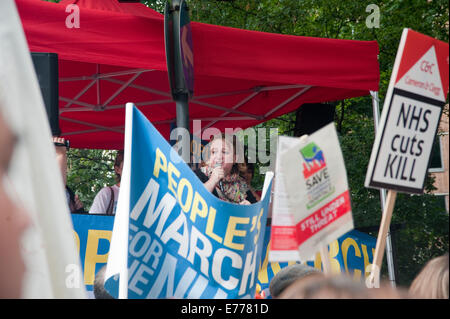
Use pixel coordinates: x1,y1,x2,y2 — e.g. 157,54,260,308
256,227,376,298
72,216,375,298
71,213,114,292
104,106,273,299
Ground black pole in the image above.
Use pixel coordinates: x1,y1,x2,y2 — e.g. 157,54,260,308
175,93,189,131
164,0,193,134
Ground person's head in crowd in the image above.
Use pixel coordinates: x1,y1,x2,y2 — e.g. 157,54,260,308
278,274,371,299
52,136,85,214
114,150,124,185
269,263,323,298
199,133,254,204
93,265,114,299
409,253,449,299
0,110,31,298
240,162,255,185
236,154,261,202
53,136,68,185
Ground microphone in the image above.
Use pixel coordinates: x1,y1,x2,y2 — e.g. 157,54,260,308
214,161,225,193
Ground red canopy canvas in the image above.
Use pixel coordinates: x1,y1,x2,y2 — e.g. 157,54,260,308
16,0,379,149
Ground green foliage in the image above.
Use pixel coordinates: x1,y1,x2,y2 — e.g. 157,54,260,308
392,191,449,284
66,149,118,211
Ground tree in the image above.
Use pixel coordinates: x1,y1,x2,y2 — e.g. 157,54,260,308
66,149,118,211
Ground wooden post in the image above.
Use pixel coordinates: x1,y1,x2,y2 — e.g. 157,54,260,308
320,245,332,275
370,190,397,282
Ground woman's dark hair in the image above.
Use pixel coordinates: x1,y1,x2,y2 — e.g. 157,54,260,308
246,162,255,175
114,150,124,182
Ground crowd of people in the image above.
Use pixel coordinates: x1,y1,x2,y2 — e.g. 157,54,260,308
269,253,449,299
1,113,449,299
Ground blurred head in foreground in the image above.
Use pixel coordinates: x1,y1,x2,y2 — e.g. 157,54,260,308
409,254,449,299
269,263,323,298
278,273,412,299
278,274,371,299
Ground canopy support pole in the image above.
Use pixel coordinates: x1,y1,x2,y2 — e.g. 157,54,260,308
165,0,193,164
175,93,189,131
370,90,397,287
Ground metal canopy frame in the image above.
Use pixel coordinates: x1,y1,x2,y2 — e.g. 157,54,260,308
58,65,312,137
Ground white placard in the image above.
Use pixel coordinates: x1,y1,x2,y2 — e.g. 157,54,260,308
365,28,448,194
270,123,353,262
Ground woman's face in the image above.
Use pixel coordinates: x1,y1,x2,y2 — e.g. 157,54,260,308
114,160,124,178
0,114,31,298
209,138,235,174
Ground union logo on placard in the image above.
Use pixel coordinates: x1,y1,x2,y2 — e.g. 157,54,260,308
300,143,326,179
395,45,445,102
299,142,334,209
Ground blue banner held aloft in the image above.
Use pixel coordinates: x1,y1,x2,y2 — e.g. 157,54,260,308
71,213,375,298
104,104,273,299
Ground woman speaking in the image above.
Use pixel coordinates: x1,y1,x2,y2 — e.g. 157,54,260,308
194,133,257,205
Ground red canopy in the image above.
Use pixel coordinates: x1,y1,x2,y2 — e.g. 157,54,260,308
16,0,379,149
